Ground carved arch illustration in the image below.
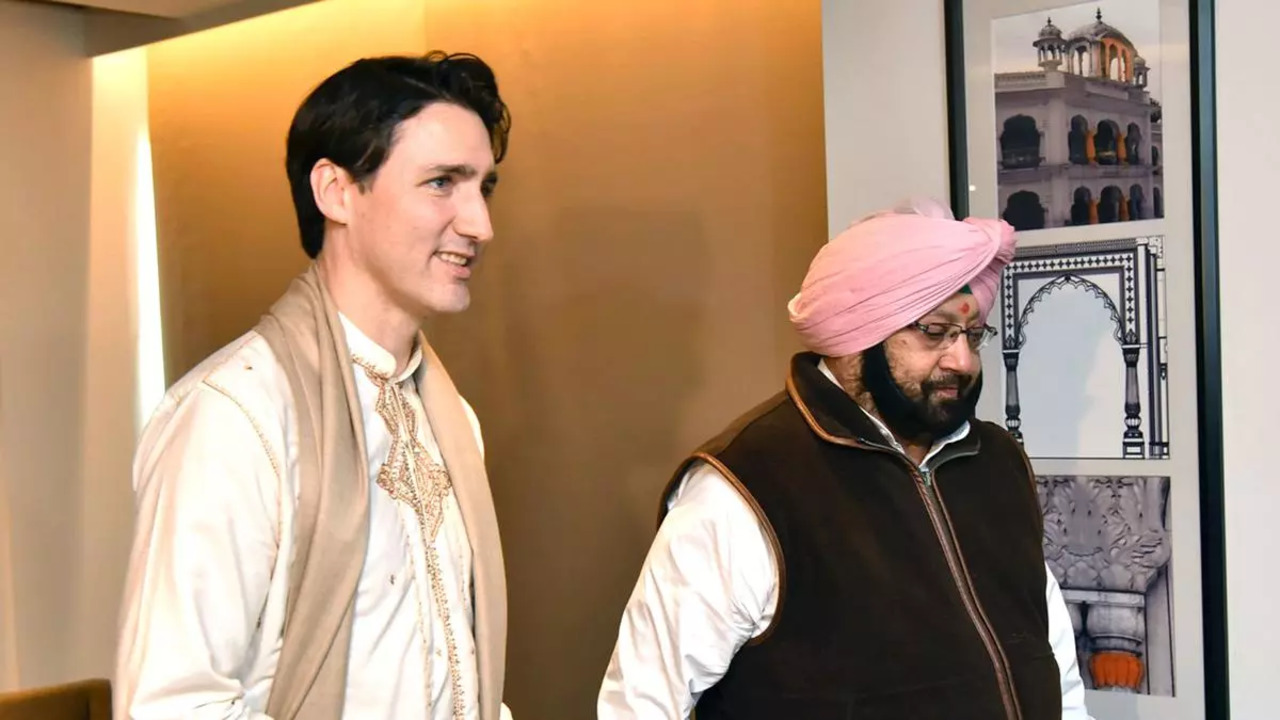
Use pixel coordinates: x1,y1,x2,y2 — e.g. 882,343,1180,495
998,239,1166,459
1015,274,1125,349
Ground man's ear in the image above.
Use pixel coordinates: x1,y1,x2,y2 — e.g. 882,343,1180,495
310,158,355,227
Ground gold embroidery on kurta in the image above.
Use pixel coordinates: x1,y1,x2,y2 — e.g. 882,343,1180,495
355,358,465,720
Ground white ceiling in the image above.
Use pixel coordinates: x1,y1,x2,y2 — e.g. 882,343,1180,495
35,0,245,19
32,0,320,53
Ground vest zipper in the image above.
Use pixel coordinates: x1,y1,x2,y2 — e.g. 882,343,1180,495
915,465,1022,720
783,372,1025,717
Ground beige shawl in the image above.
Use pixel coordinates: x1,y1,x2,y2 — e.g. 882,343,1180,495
255,265,506,720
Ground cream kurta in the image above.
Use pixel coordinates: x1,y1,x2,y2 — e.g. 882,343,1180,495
115,316,505,720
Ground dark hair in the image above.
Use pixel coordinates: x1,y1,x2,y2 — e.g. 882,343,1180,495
285,51,512,259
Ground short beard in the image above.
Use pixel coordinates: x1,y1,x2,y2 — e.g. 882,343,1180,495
860,342,982,443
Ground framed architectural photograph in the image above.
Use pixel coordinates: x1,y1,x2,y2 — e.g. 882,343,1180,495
989,1,1165,232
944,0,1226,717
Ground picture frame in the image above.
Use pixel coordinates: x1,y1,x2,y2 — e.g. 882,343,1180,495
943,0,1226,717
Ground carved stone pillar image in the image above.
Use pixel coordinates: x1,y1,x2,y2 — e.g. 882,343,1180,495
1120,341,1144,457
1039,475,1171,693
1085,594,1147,691
1003,349,1023,442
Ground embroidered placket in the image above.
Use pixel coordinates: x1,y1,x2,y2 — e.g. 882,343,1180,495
356,358,465,720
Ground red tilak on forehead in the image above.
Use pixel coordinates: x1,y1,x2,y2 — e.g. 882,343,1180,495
959,301,971,314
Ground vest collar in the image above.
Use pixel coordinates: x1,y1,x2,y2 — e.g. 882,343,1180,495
785,352,981,459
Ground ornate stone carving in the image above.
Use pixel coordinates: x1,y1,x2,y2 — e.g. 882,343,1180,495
1039,475,1170,591
1037,475,1171,693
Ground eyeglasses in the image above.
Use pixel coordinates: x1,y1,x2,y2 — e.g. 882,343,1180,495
909,322,998,351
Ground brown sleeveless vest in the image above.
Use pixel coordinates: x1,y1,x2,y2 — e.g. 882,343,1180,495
661,353,1061,720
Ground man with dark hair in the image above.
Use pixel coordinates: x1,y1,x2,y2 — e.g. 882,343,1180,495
115,52,514,720
598,199,1093,719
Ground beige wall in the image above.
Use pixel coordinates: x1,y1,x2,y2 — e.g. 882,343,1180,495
0,0,93,689
821,0,951,233
145,0,826,715
80,46,155,686
0,0,157,690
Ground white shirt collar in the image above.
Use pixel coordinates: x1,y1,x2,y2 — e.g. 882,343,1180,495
815,357,969,465
339,313,423,383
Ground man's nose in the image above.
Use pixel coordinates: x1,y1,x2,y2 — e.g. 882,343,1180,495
939,336,978,374
455,191,494,244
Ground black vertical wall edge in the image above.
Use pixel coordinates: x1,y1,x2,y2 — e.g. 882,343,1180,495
943,0,969,219
1190,0,1229,716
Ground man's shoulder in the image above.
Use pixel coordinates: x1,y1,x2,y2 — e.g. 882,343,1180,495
143,330,294,441
693,390,794,457
658,391,793,510
969,417,1025,453
968,418,1038,491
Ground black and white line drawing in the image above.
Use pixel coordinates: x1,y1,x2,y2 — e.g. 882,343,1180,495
999,236,1169,459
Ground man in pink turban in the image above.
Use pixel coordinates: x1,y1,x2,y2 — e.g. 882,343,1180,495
784,198,1016,448
598,199,1093,720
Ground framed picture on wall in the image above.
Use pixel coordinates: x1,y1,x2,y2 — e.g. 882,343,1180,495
942,0,1226,718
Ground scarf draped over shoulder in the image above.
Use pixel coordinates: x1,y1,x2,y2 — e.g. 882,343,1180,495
255,264,506,720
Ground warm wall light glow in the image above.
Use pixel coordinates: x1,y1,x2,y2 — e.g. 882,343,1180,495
90,48,165,433
134,128,164,429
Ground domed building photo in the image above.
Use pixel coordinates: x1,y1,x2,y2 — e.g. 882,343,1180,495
991,2,1163,231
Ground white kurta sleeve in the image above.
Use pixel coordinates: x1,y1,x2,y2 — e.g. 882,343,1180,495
1046,564,1094,719
115,383,282,720
596,460,778,720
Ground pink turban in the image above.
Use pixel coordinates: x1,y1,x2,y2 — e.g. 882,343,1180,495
787,207,1017,357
